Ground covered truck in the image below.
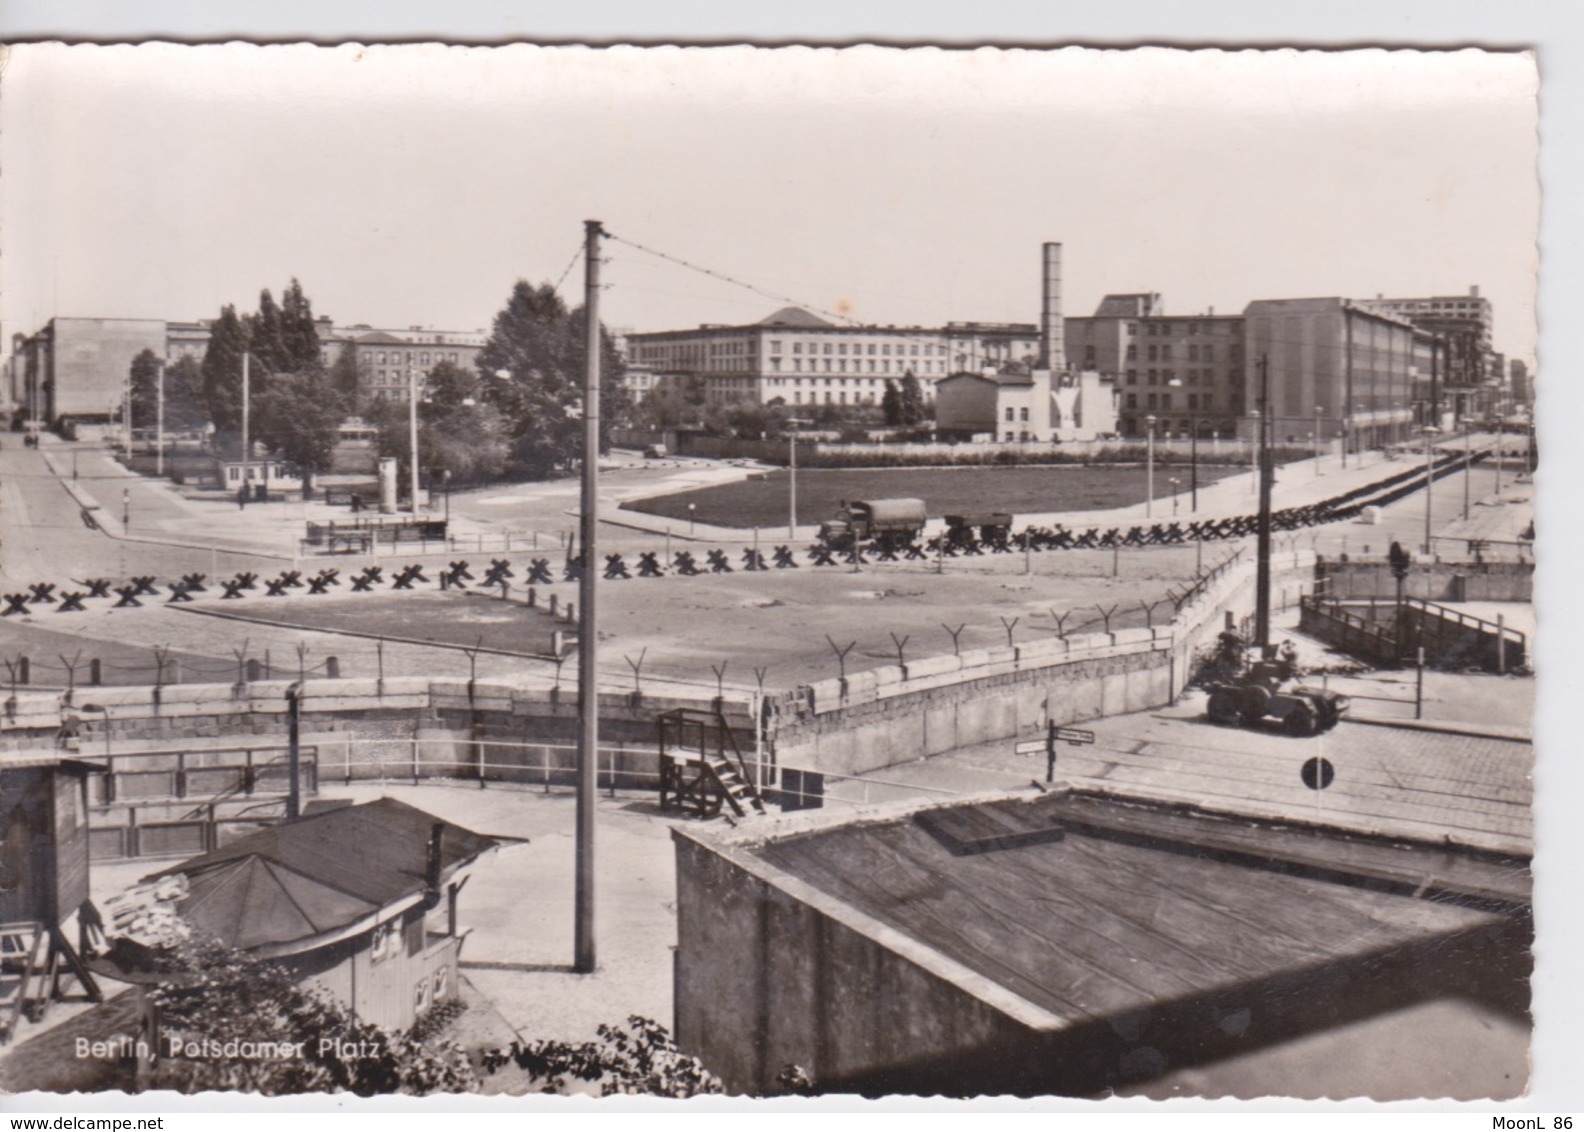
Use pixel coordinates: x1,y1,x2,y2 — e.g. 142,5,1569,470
817,498,927,552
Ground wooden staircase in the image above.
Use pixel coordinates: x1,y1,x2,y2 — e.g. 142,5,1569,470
657,708,766,819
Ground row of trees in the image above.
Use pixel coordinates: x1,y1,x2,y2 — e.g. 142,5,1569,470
127,276,633,489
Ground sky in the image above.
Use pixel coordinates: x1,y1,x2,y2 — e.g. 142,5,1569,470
0,44,1540,365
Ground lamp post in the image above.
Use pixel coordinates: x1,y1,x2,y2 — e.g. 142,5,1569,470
408,364,421,514
1168,477,1180,517
1422,426,1441,554
1248,409,1260,497
1166,377,1198,510
1314,405,1323,476
1463,422,1472,521
1144,414,1157,518
787,416,811,539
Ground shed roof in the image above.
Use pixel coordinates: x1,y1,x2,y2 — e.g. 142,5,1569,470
737,791,1525,1031
150,798,501,951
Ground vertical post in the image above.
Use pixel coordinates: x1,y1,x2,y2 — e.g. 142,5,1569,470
788,421,797,539
1145,416,1155,518
156,361,166,478
1189,424,1198,511
1254,356,1273,655
1343,304,1353,468
409,364,421,514
241,352,250,507
1415,648,1425,720
1497,613,1507,676
574,219,603,975
1463,425,1472,521
1423,428,1437,554
1495,427,1504,496
285,682,302,820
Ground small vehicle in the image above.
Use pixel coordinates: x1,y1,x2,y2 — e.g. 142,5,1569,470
643,444,667,459
1204,646,1348,737
818,498,927,552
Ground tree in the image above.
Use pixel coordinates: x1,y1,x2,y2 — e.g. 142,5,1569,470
254,371,347,494
128,349,161,431
880,379,902,427
475,281,631,478
130,351,208,433
479,1015,720,1097
898,371,928,426
371,365,511,488
279,278,322,373
245,288,290,376
163,356,211,431
329,343,368,410
200,305,250,433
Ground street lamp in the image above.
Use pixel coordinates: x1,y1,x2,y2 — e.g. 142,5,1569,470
786,416,811,539
688,502,696,536
1248,409,1261,496
1144,414,1157,518
1314,405,1323,476
1166,376,1198,511
1168,476,1180,517
408,364,421,515
1422,426,1441,554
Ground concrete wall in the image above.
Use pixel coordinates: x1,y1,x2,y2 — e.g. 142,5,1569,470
1317,558,1532,602
771,550,1316,777
672,832,1041,1096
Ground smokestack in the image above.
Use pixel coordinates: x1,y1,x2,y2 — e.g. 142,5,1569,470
1041,242,1064,372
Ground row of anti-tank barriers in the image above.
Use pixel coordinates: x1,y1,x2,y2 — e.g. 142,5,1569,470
1,449,1483,619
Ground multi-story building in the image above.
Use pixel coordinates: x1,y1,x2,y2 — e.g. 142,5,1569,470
6,316,485,425
1359,287,1500,420
9,318,167,424
1241,298,1439,453
625,307,959,410
323,325,487,403
1066,296,1247,441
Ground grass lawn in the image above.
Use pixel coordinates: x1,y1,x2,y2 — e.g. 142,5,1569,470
620,463,1245,529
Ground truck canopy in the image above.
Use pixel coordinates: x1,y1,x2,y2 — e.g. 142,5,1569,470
852,498,927,525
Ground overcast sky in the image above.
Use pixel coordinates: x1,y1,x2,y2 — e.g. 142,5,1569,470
0,43,1538,363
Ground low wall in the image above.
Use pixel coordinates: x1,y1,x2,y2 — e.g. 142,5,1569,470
1316,558,1532,602
770,551,1318,776
2,677,753,778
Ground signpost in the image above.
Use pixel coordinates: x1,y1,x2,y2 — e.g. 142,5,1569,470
1015,722,1097,782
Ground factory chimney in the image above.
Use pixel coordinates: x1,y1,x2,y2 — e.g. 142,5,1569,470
1041,242,1064,373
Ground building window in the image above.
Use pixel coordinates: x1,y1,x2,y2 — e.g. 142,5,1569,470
1005,407,1015,422
1188,345,1199,362
1163,394,1173,410
1147,345,1158,362
824,343,833,355
1126,393,1137,409
793,343,802,355
1189,393,1199,410
1203,345,1215,362
1161,345,1173,361
1147,369,1158,385
1147,393,1158,410
1019,407,1029,422
1005,432,1015,441
868,344,877,355
793,360,802,373
1127,323,1138,336
1126,345,1137,361
1126,370,1138,385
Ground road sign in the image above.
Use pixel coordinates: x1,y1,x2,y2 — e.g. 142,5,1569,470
1053,726,1095,746
1014,740,1047,756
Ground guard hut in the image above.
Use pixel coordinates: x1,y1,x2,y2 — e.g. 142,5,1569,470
0,752,106,1041
97,798,509,1034
673,788,1532,1098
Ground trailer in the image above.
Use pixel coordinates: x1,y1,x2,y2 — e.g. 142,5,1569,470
944,511,1014,547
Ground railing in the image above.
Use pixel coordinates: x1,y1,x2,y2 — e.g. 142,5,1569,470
1399,597,1527,672
657,707,758,791
85,745,319,808
1297,595,1401,668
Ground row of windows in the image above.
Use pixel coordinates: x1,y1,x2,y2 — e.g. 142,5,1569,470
783,340,934,357
1124,368,1241,387
1130,321,1235,337
1004,407,1031,422
790,390,877,406
370,351,463,367
1123,393,1216,411
776,358,935,375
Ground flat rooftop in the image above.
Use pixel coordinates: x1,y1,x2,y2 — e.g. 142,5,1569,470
746,790,1529,1032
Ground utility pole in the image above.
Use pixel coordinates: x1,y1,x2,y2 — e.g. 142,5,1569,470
1343,304,1353,467
156,360,166,478
1254,354,1273,655
408,364,421,514
241,352,250,507
574,219,604,975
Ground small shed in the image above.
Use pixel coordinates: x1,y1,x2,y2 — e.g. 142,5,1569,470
673,788,1531,1098
119,798,507,1033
